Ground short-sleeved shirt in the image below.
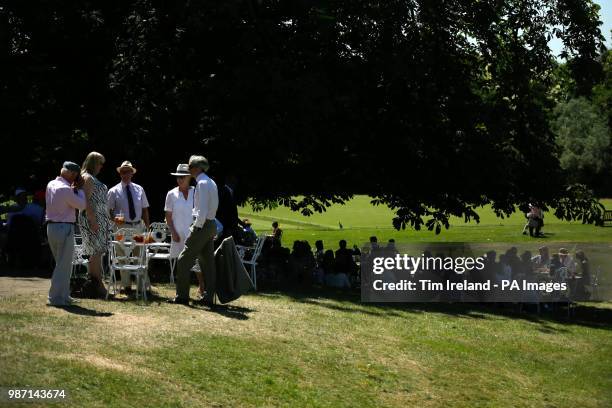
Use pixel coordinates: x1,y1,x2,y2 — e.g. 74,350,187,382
165,186,195,257
107,182,150,222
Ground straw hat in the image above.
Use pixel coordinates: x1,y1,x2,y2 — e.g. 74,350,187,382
117,161,137,174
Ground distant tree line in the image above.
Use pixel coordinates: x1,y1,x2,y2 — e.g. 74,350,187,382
551,48,612,195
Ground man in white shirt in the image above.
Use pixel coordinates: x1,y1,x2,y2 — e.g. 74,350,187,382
107,160,151,293
107,161,150,229
171,155,218,305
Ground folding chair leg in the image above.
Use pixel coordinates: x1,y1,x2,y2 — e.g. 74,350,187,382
253,264,257,291
106,269,112,300
170,259,175,284
143,273,147,302
135,274,141,301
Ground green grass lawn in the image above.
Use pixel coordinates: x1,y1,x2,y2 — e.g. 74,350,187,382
240,196,612,247
1,286,611,408
1,197,611,407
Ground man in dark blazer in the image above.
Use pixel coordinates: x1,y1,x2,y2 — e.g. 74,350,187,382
215,175,245,245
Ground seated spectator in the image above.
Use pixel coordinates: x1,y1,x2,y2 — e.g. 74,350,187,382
2,189,45,268
0,188,45,226
573,250,591,300
323,248,350,289
385,239,398,255
496,254,512,282
335,240,356,276
290,240,315,286
557,248,576,278
271,221,283,246
242,218,257,246
531,246,550,270
505,247,521,278
314,240,325,266
322,249,335,275
482,250,498,280
9,189,45,228
519,251,534,278
369,236,380,253
313,240,325,284
549,254,561,277
575,251,590,283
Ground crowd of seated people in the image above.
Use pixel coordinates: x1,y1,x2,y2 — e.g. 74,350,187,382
254,232,398,290
480,245,593,301
254,231,367,289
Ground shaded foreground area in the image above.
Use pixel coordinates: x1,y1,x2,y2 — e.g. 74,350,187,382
1,284,611,407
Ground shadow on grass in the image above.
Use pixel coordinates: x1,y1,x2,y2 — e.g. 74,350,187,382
51,304,113,317
254,286,612,332
191,303,254,320
102,289,254,320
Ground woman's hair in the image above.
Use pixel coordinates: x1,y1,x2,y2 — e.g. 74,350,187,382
82,151,105,175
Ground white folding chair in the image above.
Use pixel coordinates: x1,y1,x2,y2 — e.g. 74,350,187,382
108,229,149,301
147,222,174,283
236,235,266,290
70,243,89,280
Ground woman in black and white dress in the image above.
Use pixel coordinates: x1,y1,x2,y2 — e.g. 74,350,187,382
79,151,112,297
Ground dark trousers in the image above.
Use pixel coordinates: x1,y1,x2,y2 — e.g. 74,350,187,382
529,219,542,236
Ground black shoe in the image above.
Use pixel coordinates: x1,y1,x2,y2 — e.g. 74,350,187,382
197,296,215,307
167,297,190,306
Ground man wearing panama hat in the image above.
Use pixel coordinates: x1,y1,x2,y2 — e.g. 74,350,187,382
107,160,151,294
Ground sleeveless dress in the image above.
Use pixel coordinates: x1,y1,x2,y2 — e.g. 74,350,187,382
79,174,111,255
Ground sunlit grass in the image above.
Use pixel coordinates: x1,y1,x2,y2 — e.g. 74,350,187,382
1,286,611,407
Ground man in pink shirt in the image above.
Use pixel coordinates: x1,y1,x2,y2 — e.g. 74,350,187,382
45,161,87,306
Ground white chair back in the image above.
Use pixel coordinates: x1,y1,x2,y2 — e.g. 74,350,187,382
148,222,170,243
235,235,267,291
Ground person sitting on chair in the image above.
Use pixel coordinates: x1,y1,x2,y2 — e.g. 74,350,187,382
271,221,283,246
242,218,257,246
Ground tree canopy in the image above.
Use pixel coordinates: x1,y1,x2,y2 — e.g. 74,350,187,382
553,97,610,186
0,0,607,231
